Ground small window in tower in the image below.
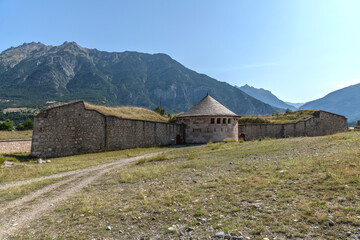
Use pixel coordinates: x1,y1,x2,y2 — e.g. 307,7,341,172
223,118,226,124
211,118,215,124
217,118,221,124
228,118,231,124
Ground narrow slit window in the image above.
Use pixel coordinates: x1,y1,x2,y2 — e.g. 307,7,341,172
223,118,226,124
228,118,231,124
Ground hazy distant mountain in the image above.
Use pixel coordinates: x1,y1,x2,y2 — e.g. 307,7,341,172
285,102,304,108
0,42,278,115
301,84,360,123
238,84,296,111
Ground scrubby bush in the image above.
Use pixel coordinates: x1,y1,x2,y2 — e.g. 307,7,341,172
0,119,14,131
285,108,292,114
167,113,177,123
154,106,165,116
16,119,34,131
0,155,5,165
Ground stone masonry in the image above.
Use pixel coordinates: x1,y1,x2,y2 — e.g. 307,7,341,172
238,111,348,140
177,117,238,143
0,139,31,154
176,94,239,143
31,98,348,158
31,101,184,158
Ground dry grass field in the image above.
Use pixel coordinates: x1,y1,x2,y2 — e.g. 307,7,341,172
0,130,32,140
0,147,167,184
239,110,316,124
3,131,360,239
84,102,169,122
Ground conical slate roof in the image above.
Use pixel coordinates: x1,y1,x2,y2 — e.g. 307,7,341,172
178,95,238,117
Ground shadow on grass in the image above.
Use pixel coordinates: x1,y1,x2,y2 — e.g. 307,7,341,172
2,154,32,162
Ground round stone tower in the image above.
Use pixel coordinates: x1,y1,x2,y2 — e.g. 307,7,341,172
177,94,239,143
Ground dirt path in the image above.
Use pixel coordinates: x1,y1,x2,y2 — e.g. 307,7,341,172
0,151,167,190
0,150,171,239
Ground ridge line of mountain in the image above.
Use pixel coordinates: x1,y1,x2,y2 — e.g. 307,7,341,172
0,41,280,116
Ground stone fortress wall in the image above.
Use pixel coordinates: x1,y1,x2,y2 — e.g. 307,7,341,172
177,117,238,143
31,100,348,158
0,139,32,154
31,101,184,158
238,110,348,140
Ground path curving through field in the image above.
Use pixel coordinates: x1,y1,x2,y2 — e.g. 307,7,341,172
0,150,173,239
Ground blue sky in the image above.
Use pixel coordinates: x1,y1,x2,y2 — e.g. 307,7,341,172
1,0,359,103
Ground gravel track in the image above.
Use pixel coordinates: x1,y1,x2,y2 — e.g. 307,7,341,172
0,150,171,239
0,155,151,190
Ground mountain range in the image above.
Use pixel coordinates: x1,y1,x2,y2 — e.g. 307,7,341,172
285,102,304,109
301,83,360,124
238,84,297,111
1,41,359,125
0,42,278,115
238,83,360,125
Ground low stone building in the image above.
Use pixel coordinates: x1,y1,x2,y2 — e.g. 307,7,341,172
31,101,184,158
30,95,348,158
238,110,348,140
176,94,239,143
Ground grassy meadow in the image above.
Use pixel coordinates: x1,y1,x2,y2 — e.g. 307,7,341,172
239,110,316,124
0,147,168,184
0,130,32,140
10,131,360,239
84,102,169,122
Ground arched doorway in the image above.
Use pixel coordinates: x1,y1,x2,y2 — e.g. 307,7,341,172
239,133,246,141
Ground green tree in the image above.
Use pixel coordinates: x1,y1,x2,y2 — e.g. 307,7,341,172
16,119,34,131
16,123,25,131
23,119,34,130
154,106,165,116
0,119,14,131
167,113,177,123
285,108,292,114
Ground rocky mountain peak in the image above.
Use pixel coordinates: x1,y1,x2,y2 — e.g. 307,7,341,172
0,42,49,70
0,42,279,116
57,41,88,56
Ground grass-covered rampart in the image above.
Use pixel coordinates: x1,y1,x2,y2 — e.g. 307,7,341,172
239,110,316,124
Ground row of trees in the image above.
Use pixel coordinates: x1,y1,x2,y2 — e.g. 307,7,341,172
0,119,33,131
0,111,35,125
